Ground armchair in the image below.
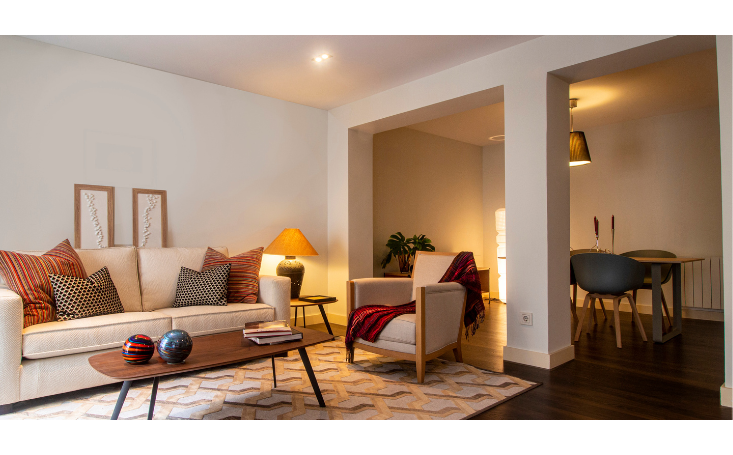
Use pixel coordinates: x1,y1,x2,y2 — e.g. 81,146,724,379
346,252,467,383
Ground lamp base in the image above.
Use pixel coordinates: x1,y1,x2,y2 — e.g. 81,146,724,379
276,256,305,299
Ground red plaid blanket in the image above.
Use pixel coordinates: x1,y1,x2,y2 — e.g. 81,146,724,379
345,252,484,361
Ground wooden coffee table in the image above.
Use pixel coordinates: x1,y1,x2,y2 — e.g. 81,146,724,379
89,327,334,420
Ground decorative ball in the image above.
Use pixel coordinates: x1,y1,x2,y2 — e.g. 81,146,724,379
157,329,193,364
122,334,155,364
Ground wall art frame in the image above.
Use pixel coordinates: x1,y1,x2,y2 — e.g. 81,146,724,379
132,188,168,248
74,184,115,249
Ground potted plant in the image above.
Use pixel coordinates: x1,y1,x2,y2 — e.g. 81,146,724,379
380,232,436,274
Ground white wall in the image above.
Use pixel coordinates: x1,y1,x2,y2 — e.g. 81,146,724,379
0,36,329,305
482,143,505,298
716,35,732,405
373,128,484,277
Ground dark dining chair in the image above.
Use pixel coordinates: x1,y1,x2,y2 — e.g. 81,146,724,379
572,253,647,348
570,249,607,322
620,250,674,328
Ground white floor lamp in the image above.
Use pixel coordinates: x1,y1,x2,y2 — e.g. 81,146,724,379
495,208,506,303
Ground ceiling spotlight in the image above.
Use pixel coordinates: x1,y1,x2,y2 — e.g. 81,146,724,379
313,54,332,62
314,57,322,62
321,54,330,59
489,135,505,142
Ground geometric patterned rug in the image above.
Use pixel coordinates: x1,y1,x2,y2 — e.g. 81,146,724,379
2,339,539,420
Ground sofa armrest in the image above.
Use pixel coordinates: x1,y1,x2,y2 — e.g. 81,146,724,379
347,278,413,314
257,275,291,321
420,282,466,355
0,288,23,405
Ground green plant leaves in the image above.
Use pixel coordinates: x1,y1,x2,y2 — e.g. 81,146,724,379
381,231,435,269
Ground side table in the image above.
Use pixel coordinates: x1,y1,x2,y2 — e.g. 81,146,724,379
291,298,336,335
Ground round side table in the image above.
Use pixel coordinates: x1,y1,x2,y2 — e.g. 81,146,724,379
291,298,336,335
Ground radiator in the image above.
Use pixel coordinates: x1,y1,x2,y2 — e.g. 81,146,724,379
682,257,723,310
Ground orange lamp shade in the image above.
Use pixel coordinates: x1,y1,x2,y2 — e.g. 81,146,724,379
263,229,318,257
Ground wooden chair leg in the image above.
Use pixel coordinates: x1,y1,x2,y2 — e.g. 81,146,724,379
598,299,608,320
572,284,578,320
627,294,647,342
612,297,622,348
575,294,592,342
416,361,426,383
661,289,673,327
453,343,463,363
570,297,578,322
589,297,597,330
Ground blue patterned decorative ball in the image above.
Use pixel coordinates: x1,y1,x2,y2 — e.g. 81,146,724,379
157,329,193,364
122,334,155,364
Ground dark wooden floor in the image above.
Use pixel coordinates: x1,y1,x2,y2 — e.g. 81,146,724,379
313,302,731,419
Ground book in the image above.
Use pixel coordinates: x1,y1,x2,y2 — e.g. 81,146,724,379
298,295,337,303
248,329,303,345
244,330,292,338
243,320,291,336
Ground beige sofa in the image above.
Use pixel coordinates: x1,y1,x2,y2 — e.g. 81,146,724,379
0,246,291,413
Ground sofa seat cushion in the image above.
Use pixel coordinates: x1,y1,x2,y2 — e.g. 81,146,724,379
22,312,172,360
375,314,416,345
355,338,416,355
154,304,274,337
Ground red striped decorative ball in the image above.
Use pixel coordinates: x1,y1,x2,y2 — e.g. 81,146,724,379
122,334,155,364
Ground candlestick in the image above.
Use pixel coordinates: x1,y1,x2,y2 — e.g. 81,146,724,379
612,215,615,254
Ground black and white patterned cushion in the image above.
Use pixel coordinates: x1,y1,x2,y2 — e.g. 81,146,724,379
50,266,124,321
174,264,231,307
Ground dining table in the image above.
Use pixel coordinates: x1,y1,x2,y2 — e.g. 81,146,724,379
628,257,704,343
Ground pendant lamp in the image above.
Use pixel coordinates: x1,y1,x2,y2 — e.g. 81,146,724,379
569,98,591,166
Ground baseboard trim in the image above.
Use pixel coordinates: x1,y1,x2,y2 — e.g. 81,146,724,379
503,344,575,369
722,385,732,407
574,300,724,322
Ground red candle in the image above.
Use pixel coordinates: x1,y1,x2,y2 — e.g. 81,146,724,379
612,215,615,229
594,217,598,236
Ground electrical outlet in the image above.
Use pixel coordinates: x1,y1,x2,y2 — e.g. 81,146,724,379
520,312,533,326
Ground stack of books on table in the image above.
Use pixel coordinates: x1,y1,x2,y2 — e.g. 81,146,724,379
243,320,302,345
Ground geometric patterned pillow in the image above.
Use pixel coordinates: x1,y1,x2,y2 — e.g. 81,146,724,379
202,247,263,304
49,266,124,321
0,239,88,327
173,264,231,308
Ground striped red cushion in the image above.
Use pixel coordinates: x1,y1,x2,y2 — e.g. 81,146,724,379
0,239,88,328
202,247,263,304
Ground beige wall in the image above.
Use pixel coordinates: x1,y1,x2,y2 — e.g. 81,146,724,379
570,106,722,307
0,36,329,303
372,128,484,278
482,143,505,297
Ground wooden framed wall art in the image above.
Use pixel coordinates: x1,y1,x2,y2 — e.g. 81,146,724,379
133,188,168,248
74,184,115,249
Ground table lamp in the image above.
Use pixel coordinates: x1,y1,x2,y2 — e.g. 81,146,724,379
264,228,318,299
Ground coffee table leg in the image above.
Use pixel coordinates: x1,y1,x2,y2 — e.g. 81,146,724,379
298,347,325,408
111,380,132,420
318,304,333,335
147,377,159,420
271,356,277,388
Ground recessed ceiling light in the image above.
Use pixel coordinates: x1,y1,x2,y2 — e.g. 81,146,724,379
314,57,322,62
489,135,505,142
313,54,332,62
321,54,330,59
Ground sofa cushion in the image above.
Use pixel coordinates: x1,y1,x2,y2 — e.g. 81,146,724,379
0,240,88,328
203,247,263,304
355,338,416,355
375,314,416,345
138,247,228,312
9,246,143,313
174,264,230,308
75,247,142,312
22,312,172,360
154,304,275,337
50,266,124,321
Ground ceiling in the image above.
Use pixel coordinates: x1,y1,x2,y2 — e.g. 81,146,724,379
22,35,539,111
406,48,719,146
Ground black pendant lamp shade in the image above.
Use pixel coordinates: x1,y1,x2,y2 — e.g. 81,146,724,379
569,131,591,166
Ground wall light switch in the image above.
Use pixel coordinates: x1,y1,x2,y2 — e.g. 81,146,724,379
520,312,533,326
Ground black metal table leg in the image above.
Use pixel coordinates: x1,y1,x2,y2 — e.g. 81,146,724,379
294,307,299,327
298,347,325,408
271,356,277,388
111,380,132,420
318,304,333,335
147,377,159,420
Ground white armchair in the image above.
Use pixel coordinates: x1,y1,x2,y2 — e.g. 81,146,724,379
346,252,467,383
